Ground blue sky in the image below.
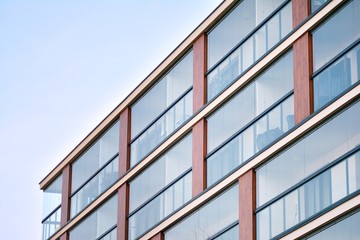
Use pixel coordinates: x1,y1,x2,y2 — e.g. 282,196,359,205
0,0,221,239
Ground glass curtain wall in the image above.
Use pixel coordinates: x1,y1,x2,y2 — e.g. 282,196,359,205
70,121,119,218
42,174,62,240
207,0,292,100
256,99,360,239
207,51,294,186
164,184,239,240
128,134,192,240
312,0,360,110
131,51,193,166
304,209,360,239
69,194,118,240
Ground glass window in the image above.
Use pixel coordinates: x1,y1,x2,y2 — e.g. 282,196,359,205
42,174,62,240
313,43,360,110
305,209,360,239
164,184,239,240
312,0,360,72
311,0,329,13
257,100,360,207
131,51,193,138
69,194,117,240
207,51,294,186
70,120,119,217
207,1,292,100
257,149,360,239
129,134,192,240
130,90,192,166
207,0,287,70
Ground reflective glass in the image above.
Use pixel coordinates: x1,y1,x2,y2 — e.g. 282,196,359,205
69,194,117,240
213,224,239,240
70,156,118,217
165,184,239,240
72,121,119,193
131,51,193,138
311,0,329,13
257,100,360,206
99,228,117,240
42,207,61,240
312,0,360,72
313,44,360,110
306,210,360,239
130,90,192,166
257,150,360,239
207,2,292,100
43,174,62,219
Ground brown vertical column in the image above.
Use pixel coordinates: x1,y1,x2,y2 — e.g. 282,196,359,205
239,170,256,240
119,108,131,176
192,33,207,197
59,232,69,240
192,119,207,197
293,0,313,124
60,165,71,227
118,108,131,240
193,33,207,113
150,232,163,240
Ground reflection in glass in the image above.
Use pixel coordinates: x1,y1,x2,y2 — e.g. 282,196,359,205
71,156,118,217
305,210,360,239
311,0,329,13
131,51,193,138
69,194,117,240
207,2,292,100
312,0,360,72
165,184,239,240
129,134,192,240
42,207,61,240
257,100,360,206
313,44,360,110
130,90,192,166
257,150,360,239
72,121,119,192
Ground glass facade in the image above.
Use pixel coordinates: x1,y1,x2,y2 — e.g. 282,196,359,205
207,0,292,100
164,184,239,240
312,0,360,110
257,150,360,239
129,134,192,240
311,0,329,13
257,100,360,207
69,194,118,240
42,174,62,240
130,51,193,166
207,51,294,186
305,209,360,239
71,121,119,217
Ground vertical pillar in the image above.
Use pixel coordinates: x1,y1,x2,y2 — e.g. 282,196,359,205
192,119,207,197
239,170,256,240
193,33,207,113
119,108,131,176
292,0,313,124
151,232,163,240
59,233,69,240
192,33,207,197
60,165,71,227
118,108,131,240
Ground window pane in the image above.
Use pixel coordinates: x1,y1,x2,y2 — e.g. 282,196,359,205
165,184,239,240
43,174,62,219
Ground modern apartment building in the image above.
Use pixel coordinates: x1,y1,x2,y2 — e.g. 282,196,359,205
40,0,360,239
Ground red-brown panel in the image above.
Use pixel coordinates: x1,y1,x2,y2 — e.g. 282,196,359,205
292,0,310,28
193,33,207,113
59,232,68,240
192,118,207,197
60,165,71,226
119,108,131,176
117,183,129,240
239,170,256,240
293,32,313,124
150,232,164,240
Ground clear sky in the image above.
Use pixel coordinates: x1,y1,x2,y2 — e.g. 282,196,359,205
0,0,222,239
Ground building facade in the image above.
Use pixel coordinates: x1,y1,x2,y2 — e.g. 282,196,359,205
40,0,360,239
